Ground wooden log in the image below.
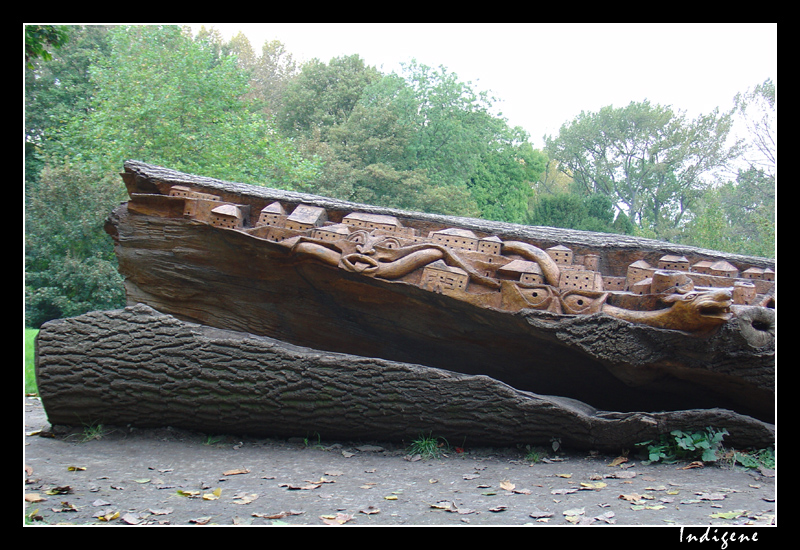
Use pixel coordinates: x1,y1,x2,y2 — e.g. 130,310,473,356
100,161,775,422
35,305,774,451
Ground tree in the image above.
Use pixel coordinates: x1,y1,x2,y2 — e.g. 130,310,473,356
54,25,318,187
734,78,776,176
544,100,742,240
468,139,546,224
25,25,113,182
684,166,775,257
277,54,382,140
25,161,126,327
528,192,620,233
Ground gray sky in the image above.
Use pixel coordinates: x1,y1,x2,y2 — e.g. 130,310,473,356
189,23,776,148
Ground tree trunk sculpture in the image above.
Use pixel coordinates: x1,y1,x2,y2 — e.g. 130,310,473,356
33,161,775,449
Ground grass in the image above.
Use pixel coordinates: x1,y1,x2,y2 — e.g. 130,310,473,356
25,328,38,395
406,432,449,460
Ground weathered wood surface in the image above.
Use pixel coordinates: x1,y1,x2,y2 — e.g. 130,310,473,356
35,305,775,450
100,161,775,422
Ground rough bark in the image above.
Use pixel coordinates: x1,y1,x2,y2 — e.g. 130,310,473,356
35,305,774,451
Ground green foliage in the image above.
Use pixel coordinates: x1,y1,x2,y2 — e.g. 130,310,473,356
682,167,775,257
25,329,39,395
25,24,70,68
278,54,382,140
545,100,742,241
730,447,775,470
54,25,318,188
528,192,624,233
406,433,450,460
637,428,729,464
25,161,126,328
25,25,114,183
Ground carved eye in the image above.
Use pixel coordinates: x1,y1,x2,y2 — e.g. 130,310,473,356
523,286,554,308
560,291,608,314
377,237,401,249
347,230,368,244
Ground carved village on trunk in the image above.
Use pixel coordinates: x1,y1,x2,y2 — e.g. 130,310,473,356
34,161,775,450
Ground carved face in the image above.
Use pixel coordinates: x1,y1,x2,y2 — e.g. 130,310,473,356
339,231,405,274
663,289,733,323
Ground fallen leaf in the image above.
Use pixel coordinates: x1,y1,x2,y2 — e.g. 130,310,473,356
25,494,45,503
529,508,554,519
384,495,398,500
359,506,380,515
696,492,726,501
177,489,201,497
202,488,222,500
223,468,250,476
321,512,354,525
45,486,73,495
52,501,78,513
488,505,507,513
232,493,259,505
556,473,572,478
500,480,515,491
149,508,174,515
679,461,705,469
189,516,212,525
608,456,628,467
253,510,305,519
67,466,86,472
594,511,616,524
710,510,748,520
96,510,120,521
580,481,607,490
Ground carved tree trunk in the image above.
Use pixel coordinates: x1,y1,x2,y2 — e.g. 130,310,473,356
35,305,774,451
33,161,775,450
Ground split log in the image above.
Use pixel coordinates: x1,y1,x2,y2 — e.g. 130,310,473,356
99,161,775,422
35,305,774,451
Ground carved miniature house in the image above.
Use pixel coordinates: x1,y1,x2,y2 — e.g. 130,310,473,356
658,255,690,271
497,259,544,285
168,185,221,202
546,245,573,265
709,260,739,279
312,223,352,242
422,260,469,293
209,204,245,229
651,270,692,294
733,281,757,305
478,236,503,255
285,204,327,231
626,260,653,288
343,212,403,233
630,277,653,295
429,228,480,251
559,268,604,292
257,202,287,227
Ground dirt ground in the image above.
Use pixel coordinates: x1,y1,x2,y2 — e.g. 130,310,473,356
23,395,776,528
